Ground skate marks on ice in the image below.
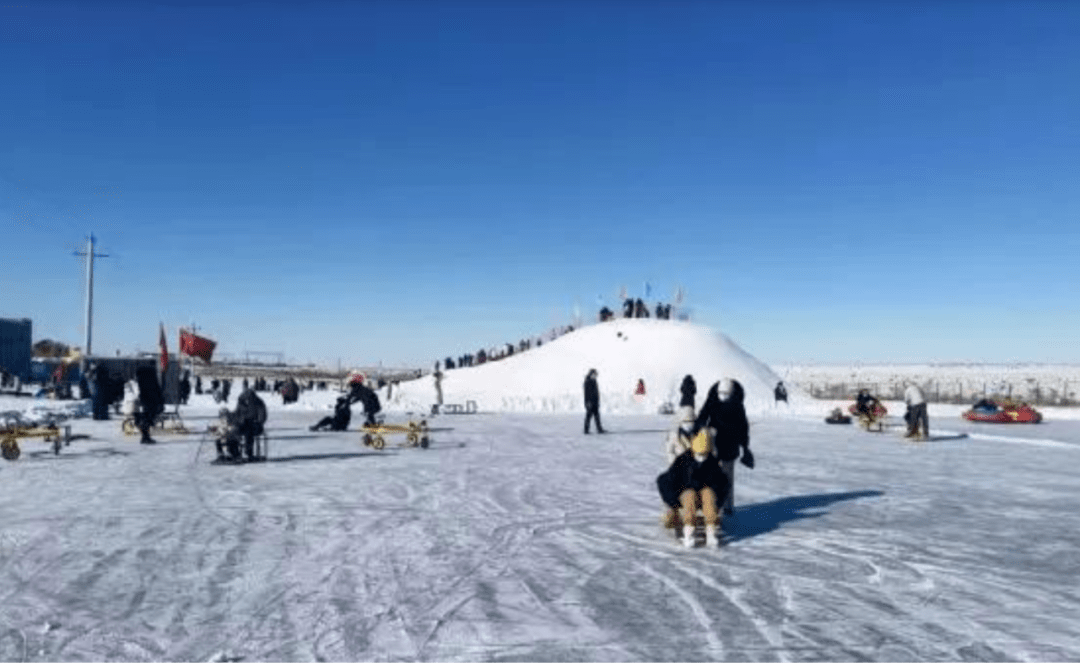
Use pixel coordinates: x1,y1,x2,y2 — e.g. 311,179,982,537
2,412,1079,660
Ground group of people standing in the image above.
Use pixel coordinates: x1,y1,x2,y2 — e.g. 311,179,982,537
598,299,675,322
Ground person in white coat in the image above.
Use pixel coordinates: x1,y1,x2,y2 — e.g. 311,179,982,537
661,406,697,529
904,382,929,440
121,379,139,418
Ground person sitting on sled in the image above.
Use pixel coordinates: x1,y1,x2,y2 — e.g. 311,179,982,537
855,389,881,419
214,408,243,462
657,428,730,548
310,396,352,432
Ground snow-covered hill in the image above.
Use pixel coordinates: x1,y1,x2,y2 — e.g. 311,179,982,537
383,318,811,416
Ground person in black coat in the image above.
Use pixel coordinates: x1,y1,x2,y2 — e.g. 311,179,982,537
348,379,382,427
679,374,697,410
311,396,352,432
774,381,788,404
89,363,111,421
179,371,191,405
657,430,730,547
692,378,751,515
583,368,604,434
234,388,267,460
134,366,164,445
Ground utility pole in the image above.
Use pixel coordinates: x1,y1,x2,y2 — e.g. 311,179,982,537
73,233,109,362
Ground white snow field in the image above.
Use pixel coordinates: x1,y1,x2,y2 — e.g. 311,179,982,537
2,319,1079,661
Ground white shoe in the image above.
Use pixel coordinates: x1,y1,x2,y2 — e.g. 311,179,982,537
705,524,720,547
681,525,696,548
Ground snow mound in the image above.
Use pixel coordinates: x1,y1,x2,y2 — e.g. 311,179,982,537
385,319,814,416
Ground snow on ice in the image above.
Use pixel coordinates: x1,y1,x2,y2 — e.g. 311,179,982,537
1,319,1079,661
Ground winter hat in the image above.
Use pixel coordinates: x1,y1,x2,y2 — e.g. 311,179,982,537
691,428,712,456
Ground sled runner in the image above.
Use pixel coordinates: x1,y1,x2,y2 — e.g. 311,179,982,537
1,421,72,461
662,512,726,548
121,410,189,435
360,419,430,450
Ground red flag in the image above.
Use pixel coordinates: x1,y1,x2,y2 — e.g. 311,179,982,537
179,328,217,363
159,323,169,374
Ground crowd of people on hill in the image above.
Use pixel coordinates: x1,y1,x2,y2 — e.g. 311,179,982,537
599,298,675,321
436,297,678,374
437,327,572,371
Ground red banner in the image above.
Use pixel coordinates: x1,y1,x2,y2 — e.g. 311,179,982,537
179,328,216,363
159,323,169,374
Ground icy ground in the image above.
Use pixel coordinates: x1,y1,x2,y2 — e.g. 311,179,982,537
1,395,1079,661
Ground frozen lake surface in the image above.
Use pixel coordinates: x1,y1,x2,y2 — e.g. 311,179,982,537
2,395,1079,661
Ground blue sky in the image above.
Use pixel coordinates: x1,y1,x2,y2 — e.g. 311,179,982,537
2,1,1079,367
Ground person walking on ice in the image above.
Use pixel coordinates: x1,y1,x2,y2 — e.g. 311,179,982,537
583,368,604,434
904,381,929,440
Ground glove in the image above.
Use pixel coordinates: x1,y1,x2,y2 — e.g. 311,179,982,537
740,447,755,469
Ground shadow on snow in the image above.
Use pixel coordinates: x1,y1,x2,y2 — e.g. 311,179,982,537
724,489,885,541
264,451,385,464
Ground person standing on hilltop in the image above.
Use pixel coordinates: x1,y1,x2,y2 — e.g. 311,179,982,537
583,368,605,434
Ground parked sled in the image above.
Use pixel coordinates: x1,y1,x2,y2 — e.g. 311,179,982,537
361,419,430,450
963,400,1042,424
121,410,189,435
1,413,72,461
825,408,852,425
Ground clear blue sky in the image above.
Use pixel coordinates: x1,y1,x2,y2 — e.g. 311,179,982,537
3,1,1079,367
